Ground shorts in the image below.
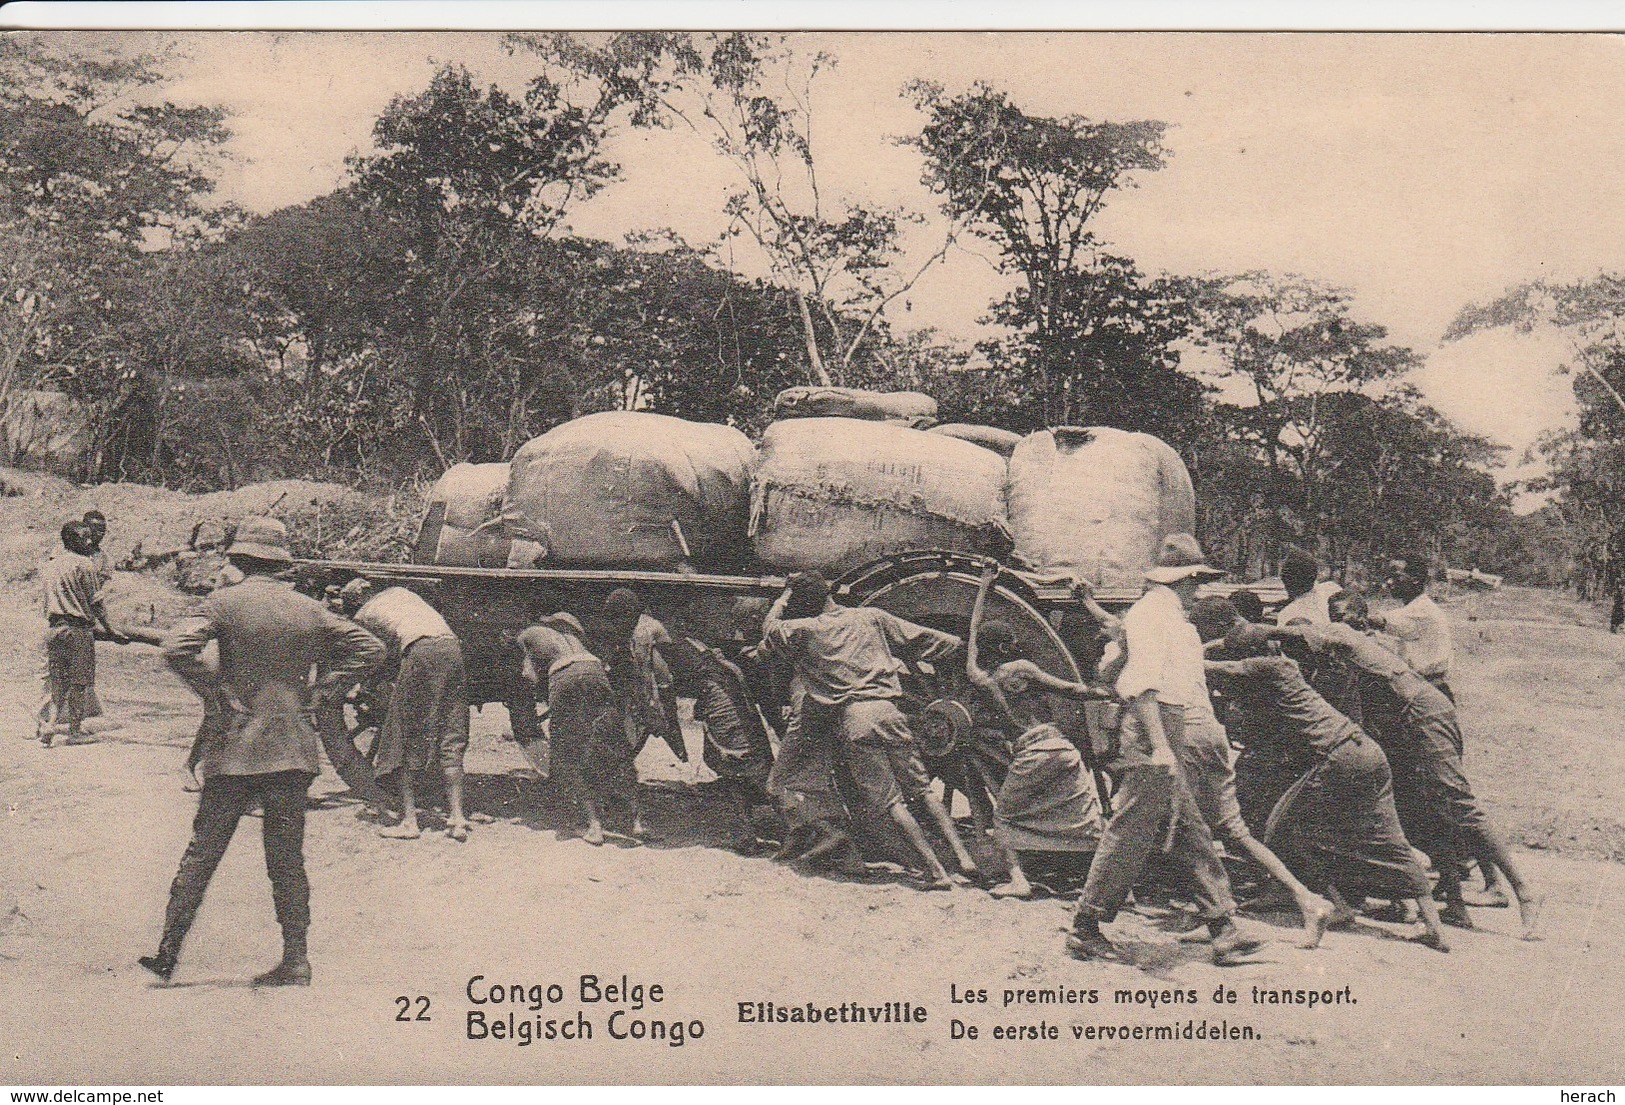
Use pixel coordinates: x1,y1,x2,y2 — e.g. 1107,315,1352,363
838,699,931,813
46,622,95,691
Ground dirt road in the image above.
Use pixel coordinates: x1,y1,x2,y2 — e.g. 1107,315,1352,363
3,586,1623,1085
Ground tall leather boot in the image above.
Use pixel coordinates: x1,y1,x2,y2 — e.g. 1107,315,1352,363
252,927,312,987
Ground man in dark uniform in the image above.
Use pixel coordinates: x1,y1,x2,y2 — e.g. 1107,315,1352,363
140,517,383,986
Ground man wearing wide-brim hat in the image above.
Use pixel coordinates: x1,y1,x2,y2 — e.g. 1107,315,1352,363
1067,533,1265,966
141,516,384,987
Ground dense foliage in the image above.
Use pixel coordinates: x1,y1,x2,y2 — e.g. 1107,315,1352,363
0,33,1557,583
1447,277,1625,593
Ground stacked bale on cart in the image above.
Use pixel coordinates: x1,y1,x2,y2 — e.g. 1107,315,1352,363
502,410,756,570
415,462,515,568
771,386,939,428
749,388,1012,576
927,423,1022,457
417,413,756,573
1005,426,1196,588
412,394,1197,590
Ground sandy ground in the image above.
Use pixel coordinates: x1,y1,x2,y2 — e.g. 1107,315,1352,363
3,581,1623,1085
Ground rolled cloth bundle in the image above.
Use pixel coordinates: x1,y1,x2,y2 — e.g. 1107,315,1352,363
773,386,939,428
416,462,512,567
928,423,1023,457
750,416,1011,576
503,411,756,569
1006,425,1196,587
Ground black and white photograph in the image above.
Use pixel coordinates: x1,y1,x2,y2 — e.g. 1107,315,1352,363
1,19,1622,1089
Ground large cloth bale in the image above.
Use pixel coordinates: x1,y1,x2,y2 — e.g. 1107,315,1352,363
929,423,1023,457
504,411,755,568
751,417,1010,575
774,386,938,427
1007,426,1196,587
415,462,516,568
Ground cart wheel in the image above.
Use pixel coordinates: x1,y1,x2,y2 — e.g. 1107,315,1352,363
316,687,390,803
840,550,1108,813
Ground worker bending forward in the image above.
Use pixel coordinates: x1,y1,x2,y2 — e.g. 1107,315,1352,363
760,572,979,890
342,579,472,842
516,613,640,845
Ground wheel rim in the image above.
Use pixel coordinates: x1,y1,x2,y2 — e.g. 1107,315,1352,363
842,552,1092,787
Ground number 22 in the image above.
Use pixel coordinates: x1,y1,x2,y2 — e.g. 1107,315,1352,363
395,995,431,1022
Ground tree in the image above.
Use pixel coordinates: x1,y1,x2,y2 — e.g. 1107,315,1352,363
203,195,816,482
982,258,1208,434
1187,273,1422,564
904,82,1188,431
1525,429,1625,596
0,36,230,242
1447,275,1625,592
517,32,965,386
0,34,233,480
0,220,66,462
1446,274,1625,418
909,84,1166,345
1310,387,1508,572
564,240,809,431
346,62,643,466
1192,382,1513,580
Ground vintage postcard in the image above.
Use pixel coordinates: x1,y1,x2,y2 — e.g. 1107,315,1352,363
1,23,1622,1089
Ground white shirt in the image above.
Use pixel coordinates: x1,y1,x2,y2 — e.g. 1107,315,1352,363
1381,594,1453,680
1276,579,1343,627
353,586,454,662
1114,584,1212,721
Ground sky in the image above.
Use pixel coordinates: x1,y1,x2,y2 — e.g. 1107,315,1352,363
77,29,1625,494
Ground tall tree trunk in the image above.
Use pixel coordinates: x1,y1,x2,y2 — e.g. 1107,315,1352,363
794,291,832,386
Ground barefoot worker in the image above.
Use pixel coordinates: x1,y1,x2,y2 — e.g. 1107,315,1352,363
661,632,778,854
1267,591,1542,939
1201,607,1448,952
1066,534,1263,966
763,672,865,874
600,588,687,767
966,562,1105,899
341,578,472,842
760,571,979,890
141,517,383,987
79,509,111,722
515,612,638,846
1371,558,1505,909
39,521,124,746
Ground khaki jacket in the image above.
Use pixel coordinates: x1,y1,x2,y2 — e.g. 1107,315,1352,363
164,575,383,777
